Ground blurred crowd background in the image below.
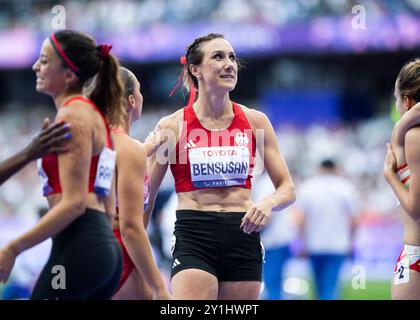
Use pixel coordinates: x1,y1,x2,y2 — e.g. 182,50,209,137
1,0,419,299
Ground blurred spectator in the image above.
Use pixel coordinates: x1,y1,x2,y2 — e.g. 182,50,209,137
152,189,177,290
160,191,178,263
1,0,417,34
0,208,51,300
296,158,361,300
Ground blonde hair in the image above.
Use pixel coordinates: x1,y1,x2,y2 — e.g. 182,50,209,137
397,58,420,103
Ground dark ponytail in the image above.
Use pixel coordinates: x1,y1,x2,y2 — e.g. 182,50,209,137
52,30,126,127
89,54,126,127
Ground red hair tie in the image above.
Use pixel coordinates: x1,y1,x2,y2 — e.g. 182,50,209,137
169,55,196,105
169,56,187,97
97,44,112,60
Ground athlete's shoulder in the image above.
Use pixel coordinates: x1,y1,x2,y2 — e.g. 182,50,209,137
62,96,95,109
114,134,146,166
156,108,184,131
236,103,270,128
56,102,91,128
57,97,96,120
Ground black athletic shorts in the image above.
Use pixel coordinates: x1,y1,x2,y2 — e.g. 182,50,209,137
30,208,122,300
170,210,263,282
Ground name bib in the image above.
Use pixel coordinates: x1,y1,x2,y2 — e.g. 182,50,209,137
394,255,409,285
94,147,116,196
189,146,249,188
144,175,150,210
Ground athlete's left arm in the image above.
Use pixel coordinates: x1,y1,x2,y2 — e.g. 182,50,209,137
385,126,420,220
241,109,296,234
395,102,420,145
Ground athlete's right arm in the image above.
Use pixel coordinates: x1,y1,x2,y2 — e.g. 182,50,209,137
4,106,91,256
0,118,71,186
395,102,420,145
144,112,181,228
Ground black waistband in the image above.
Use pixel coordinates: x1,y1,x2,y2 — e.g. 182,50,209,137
53,208,112,242
176,209,245,224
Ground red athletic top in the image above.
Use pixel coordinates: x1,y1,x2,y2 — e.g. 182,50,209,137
38,96,113,196
170,102,256,193
396,163,411,187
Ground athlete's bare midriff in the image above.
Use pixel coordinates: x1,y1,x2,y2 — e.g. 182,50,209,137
401,214,420,246
176,187,252,212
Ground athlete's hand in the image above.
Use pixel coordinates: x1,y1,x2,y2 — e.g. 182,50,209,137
241,199,274,234
24,118,72,160
384,142,397,181
0,246,17,283
144,130,163,157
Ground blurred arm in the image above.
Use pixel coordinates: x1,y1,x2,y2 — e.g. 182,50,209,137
0,119,70,186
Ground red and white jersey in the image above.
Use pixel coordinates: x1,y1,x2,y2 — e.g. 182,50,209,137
170,102,256,193
396,163,411,187
394,163,411,207
37,96,114,197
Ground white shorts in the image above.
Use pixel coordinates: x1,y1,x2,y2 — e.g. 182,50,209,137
394,244,420,285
